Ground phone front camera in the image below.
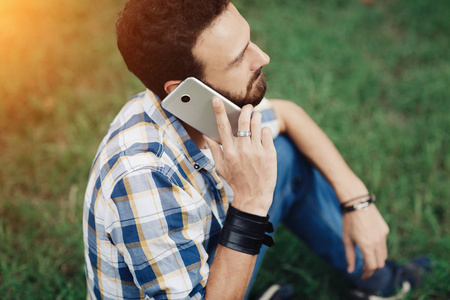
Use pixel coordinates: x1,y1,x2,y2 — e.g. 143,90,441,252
181,95,191,103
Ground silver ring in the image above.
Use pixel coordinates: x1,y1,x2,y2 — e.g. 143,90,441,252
237,130,251,137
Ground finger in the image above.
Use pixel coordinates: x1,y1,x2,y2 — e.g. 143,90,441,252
212,98,233,147
361,249,377,280
204,135,224,171
362,267,375,280
376,239,388,270
382,239,388,262
250,112,262,144
261,127,274,149
343,235,356,274
238,104,253,137
381,221,389,264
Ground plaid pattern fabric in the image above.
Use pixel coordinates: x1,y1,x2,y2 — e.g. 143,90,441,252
83,90,279,299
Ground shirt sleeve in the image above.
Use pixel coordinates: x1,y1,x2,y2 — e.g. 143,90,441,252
104,167,209,299
254,97,280,139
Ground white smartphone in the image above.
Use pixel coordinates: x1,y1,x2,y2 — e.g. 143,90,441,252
161,77,241,143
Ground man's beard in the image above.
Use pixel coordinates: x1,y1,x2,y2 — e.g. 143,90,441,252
205,68,267,108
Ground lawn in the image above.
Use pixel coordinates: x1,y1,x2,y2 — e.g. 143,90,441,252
0,0,449,299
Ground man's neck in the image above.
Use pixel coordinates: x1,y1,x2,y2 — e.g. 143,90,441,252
180,120,207,149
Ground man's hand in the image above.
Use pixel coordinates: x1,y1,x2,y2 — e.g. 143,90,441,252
205,99,277,216
204,99,277,299
272,100,390,280
342,203,390,279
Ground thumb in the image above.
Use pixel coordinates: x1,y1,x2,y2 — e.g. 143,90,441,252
204,135,224,168
343,234,356,274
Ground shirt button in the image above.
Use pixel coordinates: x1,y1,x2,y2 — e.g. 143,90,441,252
194,164,200,170
216,182,224,189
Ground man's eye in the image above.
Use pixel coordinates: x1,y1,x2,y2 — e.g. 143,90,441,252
236,54,245,65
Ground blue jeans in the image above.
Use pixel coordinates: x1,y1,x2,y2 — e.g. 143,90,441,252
246,135,400,297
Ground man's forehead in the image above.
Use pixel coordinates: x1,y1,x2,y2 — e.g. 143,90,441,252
192,3,250,69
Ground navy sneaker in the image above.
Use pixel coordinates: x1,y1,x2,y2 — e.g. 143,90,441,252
349,257,432,300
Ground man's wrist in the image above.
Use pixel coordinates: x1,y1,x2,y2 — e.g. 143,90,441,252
219,205,275,255
231,195,272,217
332,175,369,204
341,195,376,213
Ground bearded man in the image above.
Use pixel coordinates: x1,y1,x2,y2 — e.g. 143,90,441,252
83,1,429,299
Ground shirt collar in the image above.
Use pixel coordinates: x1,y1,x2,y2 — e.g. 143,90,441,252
142,89,214,172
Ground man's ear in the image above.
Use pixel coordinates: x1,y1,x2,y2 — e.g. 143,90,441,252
164,80,182,94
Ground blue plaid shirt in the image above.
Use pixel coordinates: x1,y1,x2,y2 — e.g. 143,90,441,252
83,90,279,299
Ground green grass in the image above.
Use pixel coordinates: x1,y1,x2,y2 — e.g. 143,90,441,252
0,0,449,299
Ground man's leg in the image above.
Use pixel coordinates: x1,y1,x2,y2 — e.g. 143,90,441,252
247,135,401,297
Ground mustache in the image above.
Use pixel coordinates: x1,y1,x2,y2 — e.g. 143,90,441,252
246,67,263,95
251,68,262,84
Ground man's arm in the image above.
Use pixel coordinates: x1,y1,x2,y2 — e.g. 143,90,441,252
106,163,269,299
205,246,257,299
271,99,389,279
101,100,274,300
204,99,277,299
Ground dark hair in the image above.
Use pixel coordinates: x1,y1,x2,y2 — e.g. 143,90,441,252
117,0,230,99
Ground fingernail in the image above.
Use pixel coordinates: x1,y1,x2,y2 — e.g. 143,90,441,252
213,98,219,107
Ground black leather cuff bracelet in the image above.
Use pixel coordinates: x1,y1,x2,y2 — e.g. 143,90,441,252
340,195,376,213
219,205,275,255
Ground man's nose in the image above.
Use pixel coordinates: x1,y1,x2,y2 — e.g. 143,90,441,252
249,42,270,71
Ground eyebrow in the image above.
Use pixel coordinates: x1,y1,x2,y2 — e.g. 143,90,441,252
226,41,250,70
